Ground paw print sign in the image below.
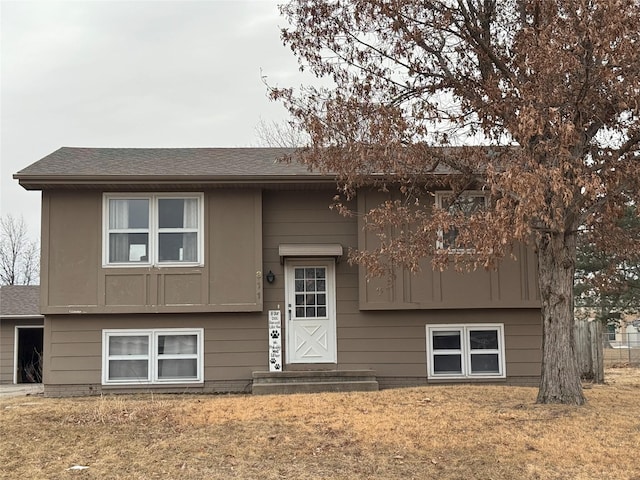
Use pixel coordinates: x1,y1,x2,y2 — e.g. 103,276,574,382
268,310,282,372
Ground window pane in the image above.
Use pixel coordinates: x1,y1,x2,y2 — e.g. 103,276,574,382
109,199,149,229
109,233,149,262
471,353,500,373
158,359,198,379
159,199,185,228
445,195,486,215
109,336,149,355
158,232,197,262
295,268,304,279
158,335,197,355
432,331,461,350
109,360,148,380
439,194,486,249
433,354,462,374
469,330,499,350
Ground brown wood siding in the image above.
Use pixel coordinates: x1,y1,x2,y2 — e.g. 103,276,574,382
208,190,263,307
261,191,541,382
43,310,541,388
44,313,268,386
357,189,540,309
0,320,16,383
40,189,263,314
41,188,541,391
42,190,101,308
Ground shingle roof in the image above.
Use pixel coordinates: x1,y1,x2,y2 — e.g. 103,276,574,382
16,147,318,177
14,146,487,191
0,286,41,317
14,147,335,190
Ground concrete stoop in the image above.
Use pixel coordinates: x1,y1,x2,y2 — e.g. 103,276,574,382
251,369,379,395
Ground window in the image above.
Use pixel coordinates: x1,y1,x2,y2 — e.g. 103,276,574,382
102,329,204,385
294,267,328,318
104,194,203,266
435,191,488,250
426,324,505,379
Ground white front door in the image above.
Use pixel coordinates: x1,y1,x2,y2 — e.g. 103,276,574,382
285,259,337,364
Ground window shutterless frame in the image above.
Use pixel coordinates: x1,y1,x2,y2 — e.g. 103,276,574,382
102,193,204,267
435,191,488,251
102,328,204,385
426,324,506,379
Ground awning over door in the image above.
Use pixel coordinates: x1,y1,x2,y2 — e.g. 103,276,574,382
278,244,343,264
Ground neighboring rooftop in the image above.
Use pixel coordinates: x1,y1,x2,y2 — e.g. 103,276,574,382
0,286,41,317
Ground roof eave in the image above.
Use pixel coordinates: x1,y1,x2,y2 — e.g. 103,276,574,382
14,174,339,190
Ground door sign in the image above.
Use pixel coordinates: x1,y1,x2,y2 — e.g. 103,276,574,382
268,310,282,372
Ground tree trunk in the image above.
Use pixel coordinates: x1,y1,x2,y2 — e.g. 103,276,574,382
536,230,586,405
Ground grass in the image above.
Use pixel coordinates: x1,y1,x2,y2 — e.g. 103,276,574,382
1,368,639,480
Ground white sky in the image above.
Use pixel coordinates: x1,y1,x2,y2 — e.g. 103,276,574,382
1,0,308,239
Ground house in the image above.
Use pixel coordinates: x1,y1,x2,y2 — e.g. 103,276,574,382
0,285,44,384
14,147,541,397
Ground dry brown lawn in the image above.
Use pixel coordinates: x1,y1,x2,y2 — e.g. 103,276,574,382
1,368,639,480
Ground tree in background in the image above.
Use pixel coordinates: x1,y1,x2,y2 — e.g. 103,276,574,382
575,207,640,325
0,214,39,285
272,0,640,404
255,118,308,148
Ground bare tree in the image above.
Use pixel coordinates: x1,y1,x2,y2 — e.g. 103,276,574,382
255,117,308,148
272,0,640,404
0,214,39,285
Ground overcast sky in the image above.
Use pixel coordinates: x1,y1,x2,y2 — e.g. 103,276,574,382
1,0,308,238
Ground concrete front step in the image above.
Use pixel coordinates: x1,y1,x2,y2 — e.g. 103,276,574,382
251,370,378,395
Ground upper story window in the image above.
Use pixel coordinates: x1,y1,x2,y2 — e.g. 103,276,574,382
435,191,488,251
103,193,204,267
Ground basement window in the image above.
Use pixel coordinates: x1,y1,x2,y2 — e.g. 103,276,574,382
102,328,204,385
426,324,506,379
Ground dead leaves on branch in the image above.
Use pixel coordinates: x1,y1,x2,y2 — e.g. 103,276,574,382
275,0,640,276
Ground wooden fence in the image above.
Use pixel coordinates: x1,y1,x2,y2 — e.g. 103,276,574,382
574,320,604,383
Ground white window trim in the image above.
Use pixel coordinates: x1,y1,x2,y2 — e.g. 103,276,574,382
102,193,204,268
426,324,506,379
435,191,488,252
102,328,204,385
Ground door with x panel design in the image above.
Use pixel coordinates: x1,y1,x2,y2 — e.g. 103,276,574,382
285,259,337,364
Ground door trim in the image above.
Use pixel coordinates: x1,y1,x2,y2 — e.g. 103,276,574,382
284,259,337,364
13,326,44,384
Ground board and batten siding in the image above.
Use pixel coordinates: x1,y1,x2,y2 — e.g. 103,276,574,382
40,189,263,315
357,189,541,310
